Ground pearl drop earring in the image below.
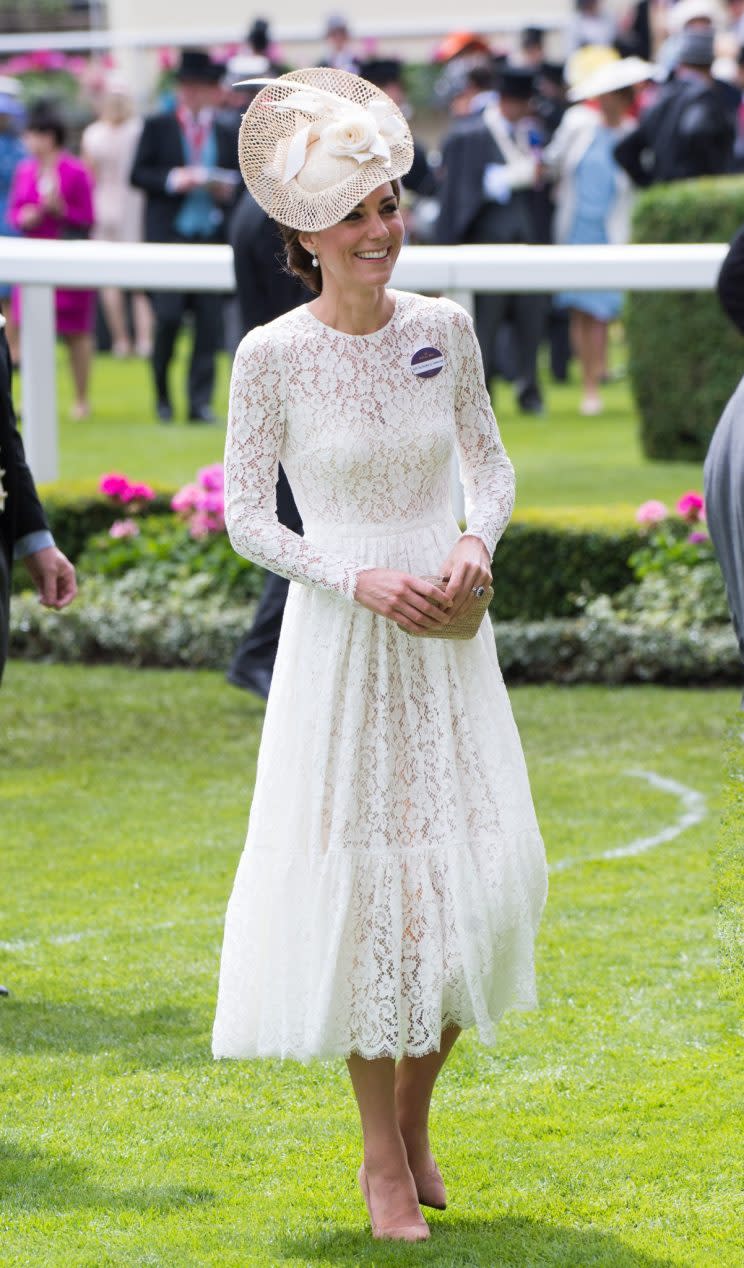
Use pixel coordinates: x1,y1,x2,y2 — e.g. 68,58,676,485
311,252,319,268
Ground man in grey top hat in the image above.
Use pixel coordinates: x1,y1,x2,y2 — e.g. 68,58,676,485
614,28,735,184
705,226,744,701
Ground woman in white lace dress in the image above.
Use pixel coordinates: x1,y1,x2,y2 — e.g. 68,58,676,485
212,68,548,1243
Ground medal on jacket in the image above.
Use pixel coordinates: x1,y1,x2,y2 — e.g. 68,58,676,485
410,346,444,378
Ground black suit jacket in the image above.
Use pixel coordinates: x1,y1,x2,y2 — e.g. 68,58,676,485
229,190,309,333
229,191,308,537
614,77,734,187
130,111,241,244
0,327,48,677
436,114,542,246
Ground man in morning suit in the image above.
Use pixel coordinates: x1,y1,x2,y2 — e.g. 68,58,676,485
225,188,309,699
130,49,242,424
704,223,744,703
0,315,77,996
437,66,548,414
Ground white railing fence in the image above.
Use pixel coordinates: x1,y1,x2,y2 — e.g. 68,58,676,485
1,239,728,484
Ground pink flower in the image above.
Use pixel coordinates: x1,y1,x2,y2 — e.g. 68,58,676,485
120,481,155,504
676,491,705,522
688,530,709,545
189,511,212,539
100,472,130,498
635,500,669,525
198,490,224,516
109,518,140,539
197,463,224,492
171,483,201,514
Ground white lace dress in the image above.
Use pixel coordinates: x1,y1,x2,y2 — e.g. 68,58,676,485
212,290,548,1063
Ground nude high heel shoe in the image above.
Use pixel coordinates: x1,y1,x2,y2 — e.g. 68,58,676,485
358,1165,430,1242
413,1158,447,1210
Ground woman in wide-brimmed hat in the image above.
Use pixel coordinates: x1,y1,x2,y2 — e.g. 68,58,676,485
543,56,659,415
212,66,548,1243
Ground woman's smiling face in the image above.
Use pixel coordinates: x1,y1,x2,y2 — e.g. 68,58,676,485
300,182,404,292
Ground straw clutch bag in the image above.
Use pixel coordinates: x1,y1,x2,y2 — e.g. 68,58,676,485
412,576,494,640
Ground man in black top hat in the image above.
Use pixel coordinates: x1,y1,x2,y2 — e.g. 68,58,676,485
614,30,734,185
360,59,436,197
131,49,242,423
224,189,308,698
520,27,545,70
437,66,548,413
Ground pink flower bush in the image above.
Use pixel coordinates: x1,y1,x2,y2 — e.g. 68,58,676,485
170,483,201,514
120,481,155,504
100,472,130,498
99,472,156,507
171,464,225,537
197,463,224,492
109,518,140,539
676,491,705,522
636,500,669,525
687,530,709,545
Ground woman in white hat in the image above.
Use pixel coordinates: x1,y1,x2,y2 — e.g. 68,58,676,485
543,56,658,415
212,68,547,1243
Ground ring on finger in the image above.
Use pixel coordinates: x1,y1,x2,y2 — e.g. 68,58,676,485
472,585,486,599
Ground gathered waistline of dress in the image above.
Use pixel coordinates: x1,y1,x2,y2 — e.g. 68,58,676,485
304,510,458,539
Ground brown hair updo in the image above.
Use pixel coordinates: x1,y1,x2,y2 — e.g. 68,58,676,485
277,179,401,295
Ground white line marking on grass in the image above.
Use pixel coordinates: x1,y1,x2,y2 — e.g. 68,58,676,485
0,917,218,953
551,769,707,873
2,771,708,948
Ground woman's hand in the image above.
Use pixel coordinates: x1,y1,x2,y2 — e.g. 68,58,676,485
17,204,43,230
41,188,64,216
438,535,492,620
354,568,454,634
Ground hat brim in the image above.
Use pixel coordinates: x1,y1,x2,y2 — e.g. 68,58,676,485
568,58,663,101
237,67,414,232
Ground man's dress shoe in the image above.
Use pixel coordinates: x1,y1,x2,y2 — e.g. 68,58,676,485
226,666,272,700
188,405,217,424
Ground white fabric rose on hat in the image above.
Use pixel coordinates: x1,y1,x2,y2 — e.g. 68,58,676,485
321,108,382,164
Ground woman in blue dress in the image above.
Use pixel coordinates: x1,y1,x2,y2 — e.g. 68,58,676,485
543,56,658,415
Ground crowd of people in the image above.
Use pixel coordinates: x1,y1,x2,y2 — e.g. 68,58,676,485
2,5,744,422
2,17,743,1242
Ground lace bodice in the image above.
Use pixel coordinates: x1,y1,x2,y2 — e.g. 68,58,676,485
224,290,515,600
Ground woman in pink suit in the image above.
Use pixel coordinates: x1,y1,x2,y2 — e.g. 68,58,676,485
9,102,96,418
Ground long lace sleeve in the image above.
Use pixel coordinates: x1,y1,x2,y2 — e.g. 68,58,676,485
450,305,515,556
224,332,367,601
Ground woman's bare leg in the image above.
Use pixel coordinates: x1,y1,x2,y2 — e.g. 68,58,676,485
101,286,131,356
572,309,603,413
66,333,93,418
588,317,609,390
132,291,153,358
395,1024,461,1204
346,1054,429,1238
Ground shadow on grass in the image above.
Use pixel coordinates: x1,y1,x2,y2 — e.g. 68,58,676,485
280,1218,678,1266
0,1138,216,1213
0,1000,208,1063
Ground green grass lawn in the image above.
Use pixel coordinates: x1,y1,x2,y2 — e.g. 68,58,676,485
1,664,741,1266
28,336,704,518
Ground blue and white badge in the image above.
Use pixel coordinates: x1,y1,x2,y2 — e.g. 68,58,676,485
410,346,444,379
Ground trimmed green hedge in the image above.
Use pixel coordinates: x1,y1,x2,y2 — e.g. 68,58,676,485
35,488,643,622
627,176,744,461
9,580,740,684
492,521,639,619
38,482,174,562
715,733,744,1014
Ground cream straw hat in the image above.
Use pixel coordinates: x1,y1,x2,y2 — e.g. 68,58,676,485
568,56,662,102
235,66,414,231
